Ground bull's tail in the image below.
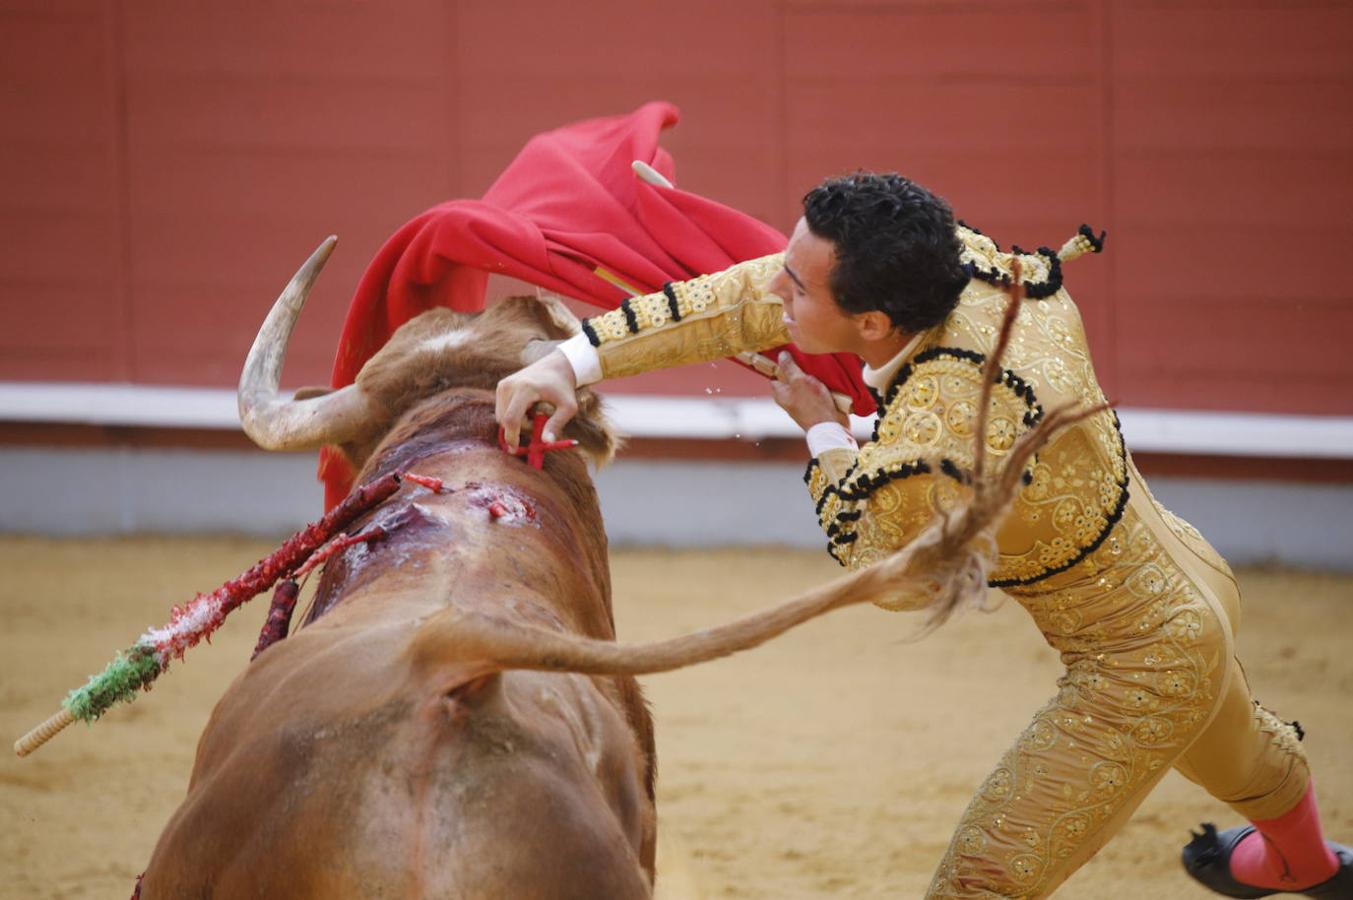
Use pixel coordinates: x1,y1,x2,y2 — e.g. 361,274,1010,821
408,280,1106,680
409,418,1103,679
405,515,992,679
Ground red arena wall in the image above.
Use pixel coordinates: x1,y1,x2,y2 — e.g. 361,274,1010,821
2,0,1351,415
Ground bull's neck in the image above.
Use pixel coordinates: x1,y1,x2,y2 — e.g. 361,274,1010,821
308,419,613,637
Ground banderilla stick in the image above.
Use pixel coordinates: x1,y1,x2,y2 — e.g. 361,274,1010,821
13,470,433,758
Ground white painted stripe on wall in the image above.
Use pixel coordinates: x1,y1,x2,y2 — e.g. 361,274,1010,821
2,447,1350,568
1,381,1351,459
0,383,241,429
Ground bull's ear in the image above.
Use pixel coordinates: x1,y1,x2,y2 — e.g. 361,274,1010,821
482,294,580,342
521,338,562,367
293,385,333,400
565,388,623,467
531,294,581,339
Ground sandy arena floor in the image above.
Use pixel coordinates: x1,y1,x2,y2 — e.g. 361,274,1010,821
1,537,1349,899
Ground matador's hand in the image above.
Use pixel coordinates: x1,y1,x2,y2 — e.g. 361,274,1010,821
771,352,849,432
496,349,579,450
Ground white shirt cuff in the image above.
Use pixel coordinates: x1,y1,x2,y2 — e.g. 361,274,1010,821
805,422,858,457
558,333,603,387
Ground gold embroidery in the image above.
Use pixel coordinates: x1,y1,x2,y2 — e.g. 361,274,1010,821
590,308,630,342
1253,705,1304,757
799,249,1129,588
629,292,671,331
586,254,790,380
929,508,1235,898
584,256,782,347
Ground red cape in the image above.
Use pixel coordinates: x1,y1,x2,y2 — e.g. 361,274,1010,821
321,101,872,508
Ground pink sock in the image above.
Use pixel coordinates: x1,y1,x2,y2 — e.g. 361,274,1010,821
1231,780,1339,890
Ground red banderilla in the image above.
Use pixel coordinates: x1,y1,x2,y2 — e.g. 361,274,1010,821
497,411,578,469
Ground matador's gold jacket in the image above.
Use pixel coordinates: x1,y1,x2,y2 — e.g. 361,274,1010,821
584,227,1310,897
580,224,1170,604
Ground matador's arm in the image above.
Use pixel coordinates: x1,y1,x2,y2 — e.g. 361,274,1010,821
498,252,800,448
567,254,789,381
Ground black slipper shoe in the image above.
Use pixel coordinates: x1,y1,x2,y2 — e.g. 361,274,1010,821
1305,845,1353,899
1182,823,1353,898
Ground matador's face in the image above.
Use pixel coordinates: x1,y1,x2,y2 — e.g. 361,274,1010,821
769,217,862,356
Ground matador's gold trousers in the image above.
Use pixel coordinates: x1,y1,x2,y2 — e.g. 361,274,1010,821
926,473,1309,899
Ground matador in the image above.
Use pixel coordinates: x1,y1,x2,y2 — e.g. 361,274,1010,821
496,173,1351,898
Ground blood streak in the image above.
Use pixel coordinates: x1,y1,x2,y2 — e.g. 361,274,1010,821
467,486,538,526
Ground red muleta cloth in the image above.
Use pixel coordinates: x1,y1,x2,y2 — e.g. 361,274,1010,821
320,101,873,508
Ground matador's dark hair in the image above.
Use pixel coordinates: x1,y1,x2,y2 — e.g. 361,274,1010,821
802,172,968,333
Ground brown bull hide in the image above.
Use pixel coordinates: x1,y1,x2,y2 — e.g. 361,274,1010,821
140,300,654,898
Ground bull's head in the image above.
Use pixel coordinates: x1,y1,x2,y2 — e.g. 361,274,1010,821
238,237,617,473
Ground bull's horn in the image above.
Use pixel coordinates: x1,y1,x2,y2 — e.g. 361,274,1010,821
238,236,375,451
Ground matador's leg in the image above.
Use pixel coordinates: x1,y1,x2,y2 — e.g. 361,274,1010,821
927,590,1233,897
1173,657,1308,823
923,691,1167,898
1130,483,1353,892
1174,653,1349,894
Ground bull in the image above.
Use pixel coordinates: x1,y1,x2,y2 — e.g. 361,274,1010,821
138,240,1077,898
140,238,654,898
